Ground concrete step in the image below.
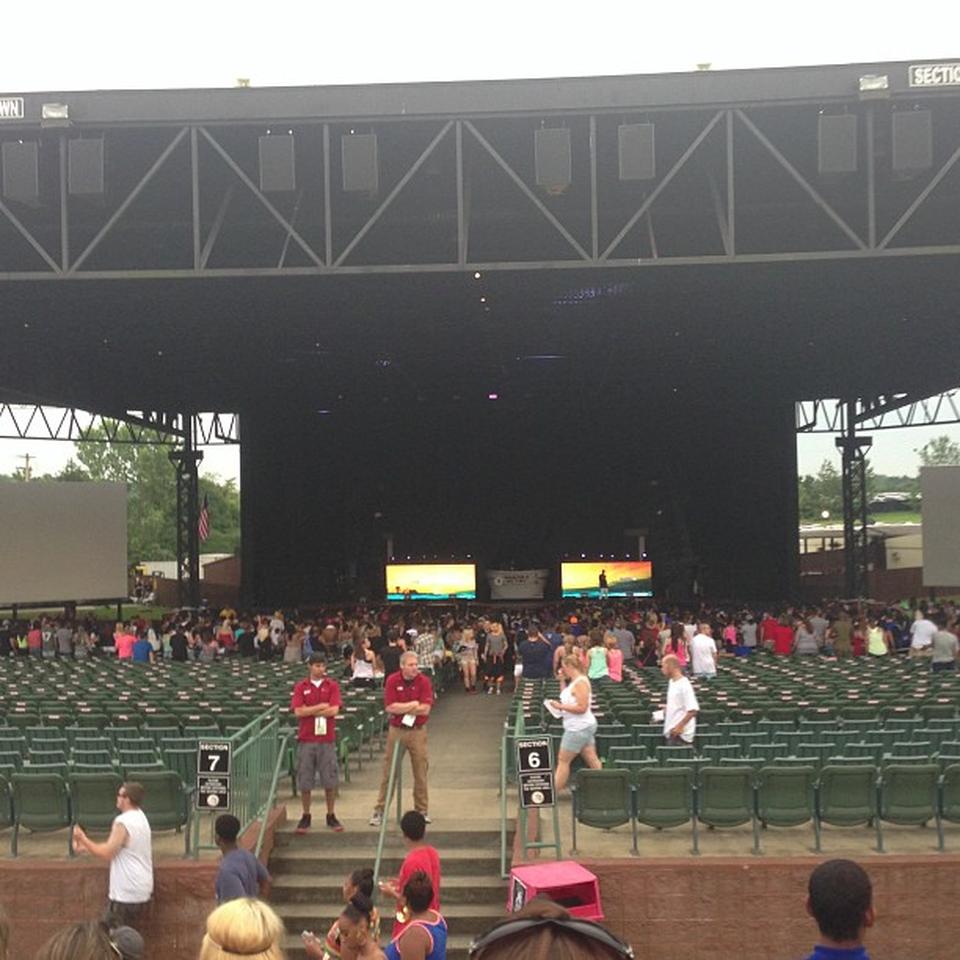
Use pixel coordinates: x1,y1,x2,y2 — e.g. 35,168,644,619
271,873,508,905
272,820,507,851
277,902,505,937
283,932,476,960
269,846,503,877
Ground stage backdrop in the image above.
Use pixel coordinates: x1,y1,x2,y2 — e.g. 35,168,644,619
561,560,653,599
486,569,550,600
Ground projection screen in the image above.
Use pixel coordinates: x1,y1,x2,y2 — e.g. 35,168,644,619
0,481,128,604
921,465,960,588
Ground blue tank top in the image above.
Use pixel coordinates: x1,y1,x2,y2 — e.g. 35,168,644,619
384,912,447,960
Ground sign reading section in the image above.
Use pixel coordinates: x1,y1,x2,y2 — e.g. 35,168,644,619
516,737,555,809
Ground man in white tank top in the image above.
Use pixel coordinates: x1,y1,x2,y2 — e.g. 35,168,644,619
73,780,154,929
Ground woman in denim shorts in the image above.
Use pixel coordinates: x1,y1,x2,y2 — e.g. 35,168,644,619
547,653,601,791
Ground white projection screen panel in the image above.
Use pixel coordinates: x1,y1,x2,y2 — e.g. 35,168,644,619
0,481,128,604
921,466,960,588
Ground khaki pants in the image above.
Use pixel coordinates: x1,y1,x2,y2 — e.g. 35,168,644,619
375,725,429,815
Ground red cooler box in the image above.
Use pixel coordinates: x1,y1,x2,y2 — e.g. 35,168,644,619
507,860,603,920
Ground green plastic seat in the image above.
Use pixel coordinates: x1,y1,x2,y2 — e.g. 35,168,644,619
595,731,635,761
161,747,198,787
817,764,881,850
695,765,758,854
570,768,637,856
701,744,742,763
756,764,819,851
70,771,124,832
634,767,696,852
135,770,193,856
607,745,648,764
878,763,941,852
10,772,73,856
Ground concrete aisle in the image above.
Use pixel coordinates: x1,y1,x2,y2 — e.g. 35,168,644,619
282,681,515,825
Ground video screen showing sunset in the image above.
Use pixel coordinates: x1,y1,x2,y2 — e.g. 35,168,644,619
561,560,653,598
386,563,477,601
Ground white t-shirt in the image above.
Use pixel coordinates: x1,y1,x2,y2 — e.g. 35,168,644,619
664,676,699,743
560,675,596,732
109,808,154,903
911,618,937,649
740,622,758,647
689,634,717,675
683,623,697,642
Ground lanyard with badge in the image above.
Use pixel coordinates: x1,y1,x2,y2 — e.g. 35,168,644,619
311,680,327,736
399,678,417,727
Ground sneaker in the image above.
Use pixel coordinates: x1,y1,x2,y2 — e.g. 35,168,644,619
326,813,344,832
422,814,432,824
295,814,311,834
368,811,383,827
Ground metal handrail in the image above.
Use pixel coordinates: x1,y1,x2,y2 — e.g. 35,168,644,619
191,706,283,856
254,729,294,858
499,700,526,878
373,740,403,887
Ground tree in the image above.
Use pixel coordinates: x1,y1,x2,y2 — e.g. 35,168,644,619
916,434,960,467
798,459,843,521
67,424,241,564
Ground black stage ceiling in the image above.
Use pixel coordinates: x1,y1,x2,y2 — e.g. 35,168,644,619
0,60,958,601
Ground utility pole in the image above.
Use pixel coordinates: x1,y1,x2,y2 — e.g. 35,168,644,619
16,453,33,480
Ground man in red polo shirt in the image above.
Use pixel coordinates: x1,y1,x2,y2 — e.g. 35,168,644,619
290,653,343,833
369,651,433,827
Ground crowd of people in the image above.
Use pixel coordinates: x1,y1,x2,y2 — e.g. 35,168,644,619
3,597,957,675
0,595,955,958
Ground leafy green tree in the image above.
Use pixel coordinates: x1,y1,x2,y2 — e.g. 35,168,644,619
916,434,960,467
798,459,843,521
64,425,240,564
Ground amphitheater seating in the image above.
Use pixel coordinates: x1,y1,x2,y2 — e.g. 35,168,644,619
510,654,960,855
0,654,384,854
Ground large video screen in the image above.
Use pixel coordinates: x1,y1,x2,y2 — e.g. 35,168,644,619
561,561,653,599
0,481,128,605
386,564,477,601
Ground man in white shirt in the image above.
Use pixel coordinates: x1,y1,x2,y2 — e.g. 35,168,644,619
689,624,718,677
73,781,153,929
910,611,937,657
661,654,699,746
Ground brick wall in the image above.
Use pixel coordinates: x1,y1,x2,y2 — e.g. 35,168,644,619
579,854,960,960
0,804,286,960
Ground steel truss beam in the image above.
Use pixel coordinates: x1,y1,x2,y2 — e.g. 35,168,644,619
2,90,960,280
0,406,239,445
796,391,960,433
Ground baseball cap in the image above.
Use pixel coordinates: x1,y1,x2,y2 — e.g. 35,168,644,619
110,927,145,960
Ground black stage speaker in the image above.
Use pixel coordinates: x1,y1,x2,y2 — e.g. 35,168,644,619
68,138,104,195
259,134,296,192
818,114,858,174
2,140,39,203
341,133,379,192
892,110,933,173
535,127,572,190
619,123,656,180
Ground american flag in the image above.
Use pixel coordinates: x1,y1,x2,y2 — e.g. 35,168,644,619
198,494,210,542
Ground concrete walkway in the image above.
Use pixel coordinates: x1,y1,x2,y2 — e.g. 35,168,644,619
282,682,515,826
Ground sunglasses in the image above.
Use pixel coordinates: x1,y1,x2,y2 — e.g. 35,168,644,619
468,916,634,958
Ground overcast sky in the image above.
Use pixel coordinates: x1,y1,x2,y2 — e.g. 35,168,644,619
2,2,958,481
